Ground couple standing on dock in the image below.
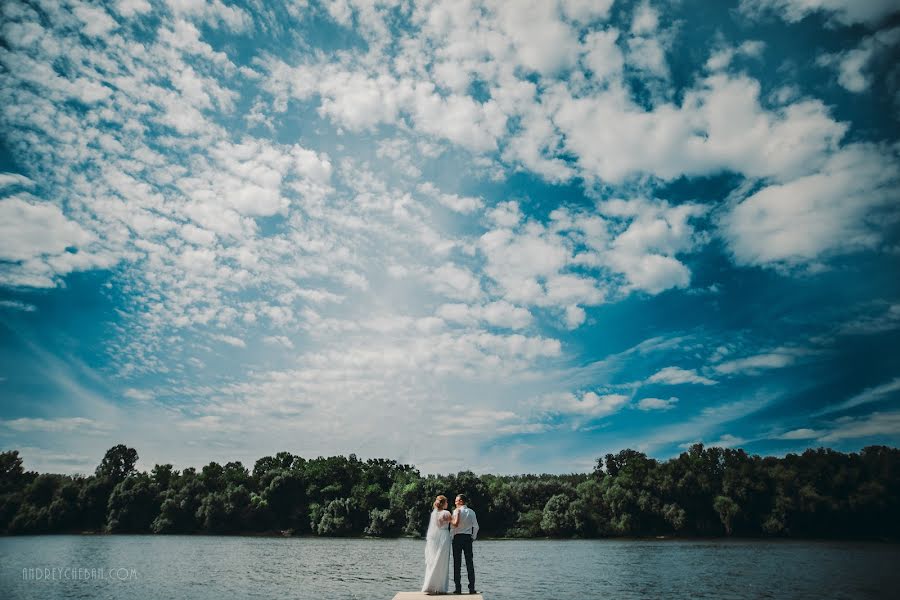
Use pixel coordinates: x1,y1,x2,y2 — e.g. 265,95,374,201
422,494,479,595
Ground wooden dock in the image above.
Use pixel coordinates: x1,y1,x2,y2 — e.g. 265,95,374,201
392,594,484,599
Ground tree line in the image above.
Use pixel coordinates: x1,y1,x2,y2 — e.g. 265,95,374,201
1,444,898,539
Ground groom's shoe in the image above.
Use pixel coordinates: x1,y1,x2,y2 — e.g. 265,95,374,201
453,589,462,595
468,590,478,595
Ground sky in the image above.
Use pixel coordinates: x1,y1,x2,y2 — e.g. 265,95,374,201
0,0,899,476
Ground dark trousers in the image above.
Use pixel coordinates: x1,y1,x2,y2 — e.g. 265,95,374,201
452,533,475,592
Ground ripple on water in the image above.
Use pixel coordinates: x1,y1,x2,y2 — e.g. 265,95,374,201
1,537,899,600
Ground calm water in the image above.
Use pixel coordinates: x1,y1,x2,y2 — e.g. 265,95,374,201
1,536,898,599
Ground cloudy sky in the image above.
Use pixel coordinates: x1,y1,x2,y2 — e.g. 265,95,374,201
1,0,899,476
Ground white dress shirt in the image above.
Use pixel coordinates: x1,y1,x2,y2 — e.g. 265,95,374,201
452,505,479,540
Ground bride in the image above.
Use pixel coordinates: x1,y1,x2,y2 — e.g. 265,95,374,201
422,495,452,594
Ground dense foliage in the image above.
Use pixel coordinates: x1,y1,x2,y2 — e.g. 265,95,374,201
1,444,898,539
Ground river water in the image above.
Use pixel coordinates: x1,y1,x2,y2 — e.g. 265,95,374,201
1,535,897,599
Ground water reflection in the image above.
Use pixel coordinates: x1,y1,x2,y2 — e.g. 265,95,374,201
1,536,897,599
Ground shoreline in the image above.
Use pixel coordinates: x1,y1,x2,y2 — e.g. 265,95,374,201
2,531,897,543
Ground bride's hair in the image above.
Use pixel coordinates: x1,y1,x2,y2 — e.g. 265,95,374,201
433,495,447,510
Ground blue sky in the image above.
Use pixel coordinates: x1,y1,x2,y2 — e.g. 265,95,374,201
1,0,899,475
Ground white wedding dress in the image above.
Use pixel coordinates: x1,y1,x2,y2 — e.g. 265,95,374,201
422,509,451,594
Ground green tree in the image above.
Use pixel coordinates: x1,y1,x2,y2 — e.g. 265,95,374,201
262,470,308,532
78,476,114,531
713,495,741,535
365,508,396,536
315,497,355,536
0,450,28,494
151,471,203,533
48,480,80,531
600,450,663,534
570,478,609,536
2,445,899,540
95,445,138,483
107,473,159,532
25,473,62,507
151,464,177,490
508,509,543,537
541,494,576,537
388,472,425,536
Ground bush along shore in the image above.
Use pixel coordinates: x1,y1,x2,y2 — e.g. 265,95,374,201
1,445,898,539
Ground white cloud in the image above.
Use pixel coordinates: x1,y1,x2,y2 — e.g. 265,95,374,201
818,377,900,415
0,196,95,261
836,304,900,336
479,226,569,302
820,48,868,92
0,0,897,474
279,60,506,151
418,182,483,214
177,414,244,433
0,417,108,433
560,0,614,23
437,300,534,330
545,274,605,305
14,446,96,474
482,227,594,308
627,2,669,80
599,198,706,294
777,428,821,440
487,201,523,228
387,264,409,279
647,366,717,386
414,87,508,153
501,102,575,183
258,1,852,196
150,324,568,468
477,198,703,322
637,396,678,411
613,253,690,294
708,433,745,448
439,408,518,436
723,144,899,267
0,172,34,189
627,393,775,455
263,335,295,349
124,388,155,402
582,29,624,83
553,73,846,184
564,305,586,329
489,0,581,76
428,262,483,301
415,316,445,334
114,0,152,18
73,5,118,38
479,300,533,329
210,333,247,348
541,390,629,418
180,224,217,246
315,68,405,131
818,411,900,442
0,299,37,312
706,40,766,71
631,2,659,35
714,347,809,375
742,0,899,26
680,433,746,449
495,422,551,435
166,0,252,32
0,195,116,288
817,26,900,93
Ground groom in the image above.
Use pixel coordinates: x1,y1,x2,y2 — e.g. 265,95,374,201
450,493,479,595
